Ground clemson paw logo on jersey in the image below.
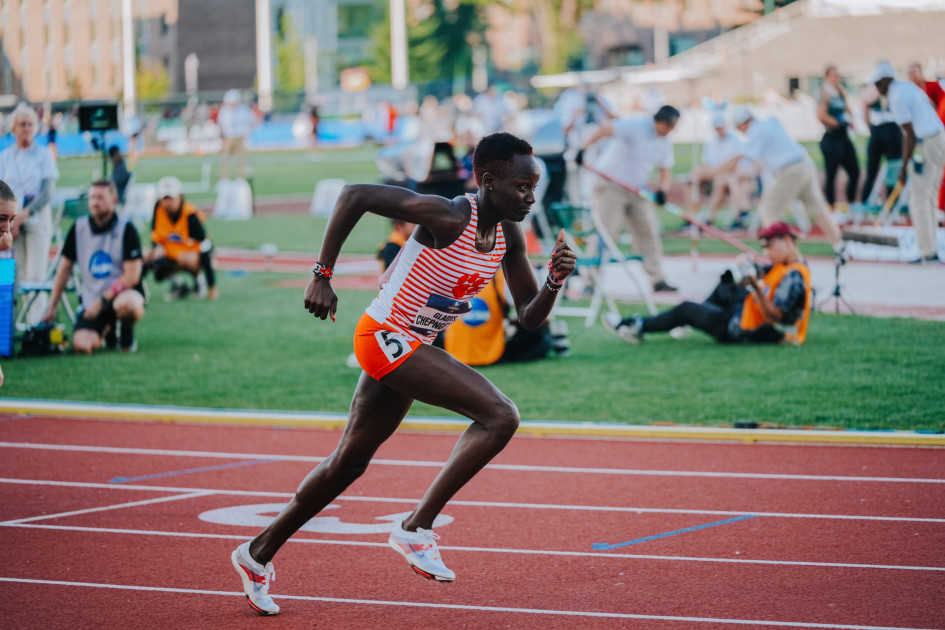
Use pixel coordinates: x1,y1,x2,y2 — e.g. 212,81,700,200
452,273,487,299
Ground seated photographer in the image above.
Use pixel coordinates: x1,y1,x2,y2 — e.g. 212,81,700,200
602,222,811,345
145,176,218,300
42,180,145,353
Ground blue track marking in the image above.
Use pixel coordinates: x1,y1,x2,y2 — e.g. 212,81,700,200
592,514,759,550
108,458,279,483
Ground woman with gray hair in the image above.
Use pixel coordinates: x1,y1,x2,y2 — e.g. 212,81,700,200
0,103,59,324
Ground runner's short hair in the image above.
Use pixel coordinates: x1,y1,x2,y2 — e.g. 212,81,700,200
473,132,533,186
0,179,15,203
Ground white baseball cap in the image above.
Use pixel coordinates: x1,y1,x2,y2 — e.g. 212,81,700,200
156,176,182,199
870,61,896,84
224,89,241,105
730,105,753,126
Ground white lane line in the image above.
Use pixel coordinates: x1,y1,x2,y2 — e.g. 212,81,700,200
0,576,937,629
4,523,944,573
2,478,943,523
2,442,944,483
0,492,212,525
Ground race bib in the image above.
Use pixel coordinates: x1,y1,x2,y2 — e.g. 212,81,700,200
374,330,415,364
409,293,471,336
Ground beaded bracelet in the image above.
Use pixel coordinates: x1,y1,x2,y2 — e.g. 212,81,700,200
546,271,563,292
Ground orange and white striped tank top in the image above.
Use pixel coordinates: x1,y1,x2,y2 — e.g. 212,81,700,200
365,193,506,344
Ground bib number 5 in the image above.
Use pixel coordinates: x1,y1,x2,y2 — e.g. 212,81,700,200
375,330,414,364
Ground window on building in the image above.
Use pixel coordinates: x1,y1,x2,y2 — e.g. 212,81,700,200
669,35,698,57
611,45,645,67
338,4,374,39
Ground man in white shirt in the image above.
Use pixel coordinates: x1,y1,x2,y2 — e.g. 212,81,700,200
0,103,60,325
217,89,257,180
578,105,680,292
710,106,844,254
690,112,754,227
873,61,945,263
556,84,616,205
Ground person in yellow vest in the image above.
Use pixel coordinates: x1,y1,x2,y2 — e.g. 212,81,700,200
377,219,416,272
601,222,812,345
145,176,218,300
444,270,556,365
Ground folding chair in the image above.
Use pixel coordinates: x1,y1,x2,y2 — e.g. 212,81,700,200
544,202,657,327
528,157,554,255
15,194,88,332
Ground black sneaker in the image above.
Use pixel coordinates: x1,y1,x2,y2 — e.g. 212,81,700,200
909,254,940,264
119,324,136,352
652,280,678,292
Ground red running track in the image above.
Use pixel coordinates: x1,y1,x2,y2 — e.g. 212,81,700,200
0,414,943,629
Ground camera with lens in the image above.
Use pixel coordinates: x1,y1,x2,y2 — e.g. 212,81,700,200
721,259,757,285
19,322,68,356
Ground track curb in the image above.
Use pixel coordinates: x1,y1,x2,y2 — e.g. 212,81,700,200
1,399,943,446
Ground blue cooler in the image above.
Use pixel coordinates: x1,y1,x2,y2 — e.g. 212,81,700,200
0,258,13,357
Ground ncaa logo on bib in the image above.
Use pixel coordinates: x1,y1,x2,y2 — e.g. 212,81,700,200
89,250,114,279
461,297,491,327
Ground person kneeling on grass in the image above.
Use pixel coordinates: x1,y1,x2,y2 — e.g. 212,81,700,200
144,176,218,300
602,222,812,345
42,180,145,353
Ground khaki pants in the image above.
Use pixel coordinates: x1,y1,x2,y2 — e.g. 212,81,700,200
758,157,830,225
592,177,665,284
13,205,53,326
910,132,945,258
220,136,247,179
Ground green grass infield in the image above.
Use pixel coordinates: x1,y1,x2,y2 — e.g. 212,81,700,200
7,270,944,432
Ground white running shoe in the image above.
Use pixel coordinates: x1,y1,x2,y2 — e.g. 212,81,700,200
388,521,455,582
601,311,642,344
231,541,279,615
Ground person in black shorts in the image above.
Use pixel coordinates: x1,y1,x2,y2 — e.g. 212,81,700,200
42,180,145,352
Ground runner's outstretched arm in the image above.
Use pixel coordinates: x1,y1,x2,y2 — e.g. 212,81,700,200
304,185,467,321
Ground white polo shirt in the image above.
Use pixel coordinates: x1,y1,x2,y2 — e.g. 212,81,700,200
888,80,945,140
0,141,59,207
217,104,256,139
702,132,747,167
741,117,806,174
593,117,673,190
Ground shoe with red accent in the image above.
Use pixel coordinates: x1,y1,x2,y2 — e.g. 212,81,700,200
231,541,279,615
388,521,455,582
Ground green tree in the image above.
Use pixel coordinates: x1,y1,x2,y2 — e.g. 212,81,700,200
274,8,304,94
135,61,169,100
367,0,485,88
526,0,594,74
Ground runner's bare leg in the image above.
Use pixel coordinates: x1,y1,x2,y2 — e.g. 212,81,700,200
249,372,413,564
380,344,520,531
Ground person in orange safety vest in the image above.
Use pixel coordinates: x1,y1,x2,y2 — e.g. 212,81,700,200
601,221,812,345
